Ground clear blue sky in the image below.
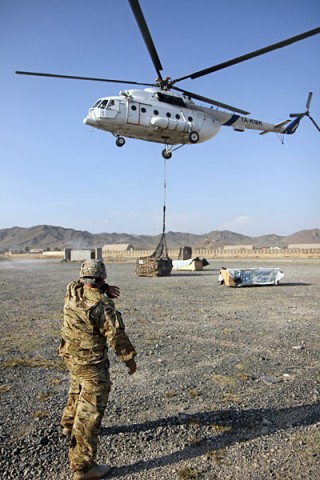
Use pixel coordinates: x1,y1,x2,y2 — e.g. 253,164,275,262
1,0,319,236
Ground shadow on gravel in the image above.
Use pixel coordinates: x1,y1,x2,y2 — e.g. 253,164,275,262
216,282,312,288
171,272,214,277
102,403,320,478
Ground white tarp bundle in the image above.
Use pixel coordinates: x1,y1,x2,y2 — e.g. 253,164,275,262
219,267,284,287
172,259,195,269
172,258,209,271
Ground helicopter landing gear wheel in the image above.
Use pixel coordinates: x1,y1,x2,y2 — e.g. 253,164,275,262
162,149,172,160
189,131,199,144
116,137,125,147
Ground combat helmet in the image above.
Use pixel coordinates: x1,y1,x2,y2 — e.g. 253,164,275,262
80,259,106,284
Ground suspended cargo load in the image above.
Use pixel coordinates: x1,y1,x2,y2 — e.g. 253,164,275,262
218,267,284,287
136,233,172,277
136,256,172,277
136,159,173,277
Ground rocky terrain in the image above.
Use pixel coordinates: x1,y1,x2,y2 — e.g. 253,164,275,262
1,225,320,252
0,258,319,479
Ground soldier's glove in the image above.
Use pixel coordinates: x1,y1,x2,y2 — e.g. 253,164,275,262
101,283,120,299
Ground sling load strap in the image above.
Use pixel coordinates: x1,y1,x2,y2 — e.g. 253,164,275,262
163,156,167,235
151,158,169,259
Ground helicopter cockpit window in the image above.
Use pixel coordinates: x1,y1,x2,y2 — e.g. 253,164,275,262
92,100,102,108
99,100,109,109
107,100,114,109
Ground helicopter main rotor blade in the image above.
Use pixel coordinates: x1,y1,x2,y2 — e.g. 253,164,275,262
172,86,250,115
15,71,155,87
128,0,163,81
173,27,320,83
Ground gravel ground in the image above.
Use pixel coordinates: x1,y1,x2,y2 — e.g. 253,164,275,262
0,257,319,480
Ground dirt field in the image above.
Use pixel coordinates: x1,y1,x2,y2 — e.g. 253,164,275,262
0,258,319,479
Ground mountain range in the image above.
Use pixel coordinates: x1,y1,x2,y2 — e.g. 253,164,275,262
0,225,320,252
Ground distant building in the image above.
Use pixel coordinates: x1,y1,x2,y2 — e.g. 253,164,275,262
64,248,102,261
224,245,253,251
288,243,320,250
102,244,134,253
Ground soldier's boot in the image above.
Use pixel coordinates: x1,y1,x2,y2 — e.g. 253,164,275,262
73,463,111,480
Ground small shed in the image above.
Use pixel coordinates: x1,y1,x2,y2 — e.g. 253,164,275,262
64,248,102,262
224,245,253,251
288,243,320,250
102,244,133,253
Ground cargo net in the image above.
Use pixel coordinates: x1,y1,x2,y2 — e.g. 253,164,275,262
136,204,173,277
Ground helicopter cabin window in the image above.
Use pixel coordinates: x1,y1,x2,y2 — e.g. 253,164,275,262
166,112,171,118
153,110,159,115
141,107,146,113
188,116,193,122
131,105,137,111
175,114,181,119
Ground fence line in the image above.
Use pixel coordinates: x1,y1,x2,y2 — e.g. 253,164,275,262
102,248,320,259
5,248,319,260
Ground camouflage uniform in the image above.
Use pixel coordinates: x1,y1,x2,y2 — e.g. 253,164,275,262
58,280,136,473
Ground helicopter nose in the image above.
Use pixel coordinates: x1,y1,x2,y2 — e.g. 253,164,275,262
83,116,96,127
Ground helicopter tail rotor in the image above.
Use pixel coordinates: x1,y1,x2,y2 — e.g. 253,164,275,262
290,92,320,132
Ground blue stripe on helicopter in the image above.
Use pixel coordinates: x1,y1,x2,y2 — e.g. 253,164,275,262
283,117,301,134
223,114,240,126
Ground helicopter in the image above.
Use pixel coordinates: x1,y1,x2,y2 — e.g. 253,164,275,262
16,0,320,159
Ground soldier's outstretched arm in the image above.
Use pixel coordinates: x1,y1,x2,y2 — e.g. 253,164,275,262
93,303,137,370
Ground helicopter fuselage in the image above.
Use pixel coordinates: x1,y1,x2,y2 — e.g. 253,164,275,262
84,88,220,145
83,88,295,149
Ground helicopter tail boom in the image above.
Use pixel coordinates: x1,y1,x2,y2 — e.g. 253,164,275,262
258,116,305,136
259,119,290,135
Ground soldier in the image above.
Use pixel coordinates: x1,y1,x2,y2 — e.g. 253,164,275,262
58,259,137,480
